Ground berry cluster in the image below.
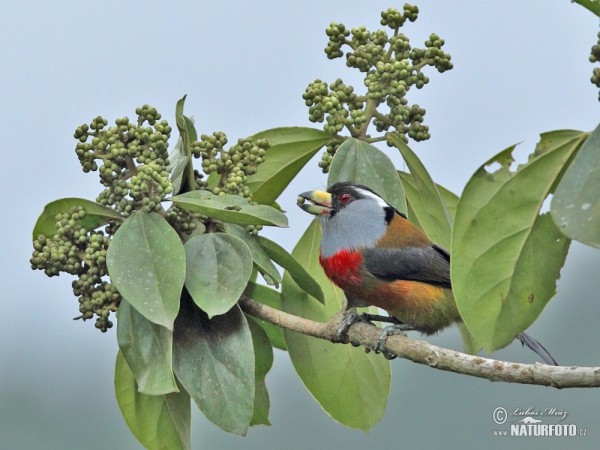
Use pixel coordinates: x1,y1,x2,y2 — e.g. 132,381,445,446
165,205,202,236
589,31,600,100
74,105,173,216
30,206,120,332
34,103,275,332
304,4,453,171
191,133,270,199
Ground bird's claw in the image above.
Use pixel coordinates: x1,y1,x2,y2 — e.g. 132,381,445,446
335,309,371,342
374,324,412,358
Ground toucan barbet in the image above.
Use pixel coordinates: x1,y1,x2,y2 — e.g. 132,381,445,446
298,181,558,365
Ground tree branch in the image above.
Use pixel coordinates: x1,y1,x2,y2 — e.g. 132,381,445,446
239,296,600,388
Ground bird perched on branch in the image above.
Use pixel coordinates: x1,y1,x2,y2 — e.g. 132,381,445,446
297,181,557,365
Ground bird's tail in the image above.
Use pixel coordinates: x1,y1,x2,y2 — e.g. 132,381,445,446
517,332,558,366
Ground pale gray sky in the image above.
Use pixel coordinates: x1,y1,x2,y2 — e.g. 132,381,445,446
2,1,600,449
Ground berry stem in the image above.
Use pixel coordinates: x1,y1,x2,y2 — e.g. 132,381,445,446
364,135,388,144
124,155,138,175
382,27,400,63
341,37,358,51
340,117,361,136
373,110,392,126
356,97,379,139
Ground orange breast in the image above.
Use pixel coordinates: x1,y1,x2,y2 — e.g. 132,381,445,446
342,278,454,334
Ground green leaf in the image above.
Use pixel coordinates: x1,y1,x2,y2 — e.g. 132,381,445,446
168,115,197,195
167,136,189,195
32,198,123,241
224,223,281,286
573,0,600,17
452,131,584,352
327,137,407,214
175,95,187,132
256,236,324,304
206,172,220,190
183,116,198,143
116,300,178,395
282,220,390,432
436,183,460,221
247,317,273,426
551,125,600,248
115,351,191,450
246,127,331,205
456,322,482,356
398,170,459,239
107,211,185,330
171,190,288,227
392,136,452,249
243,281,287,350
173,292,254,436
184,233,253,318
174,95,195,194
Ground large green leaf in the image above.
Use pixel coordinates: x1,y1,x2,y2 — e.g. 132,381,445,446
392,136,452,249
184,233,253,318
246,127,331,205
243,281,287,350
117,300,178,395
327,138,407,214
32,198,123,241
247,317,273,426
257,236,324,304
115,351,191,450
224,223,281,286
171,190,288,227
398,171,459,231
437,184,460,221
107,211,185,330
173,293,254,436
282,220,390,432
452,130,584,352
551,125,600,248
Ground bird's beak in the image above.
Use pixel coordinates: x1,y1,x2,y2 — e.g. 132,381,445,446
297,190,332,215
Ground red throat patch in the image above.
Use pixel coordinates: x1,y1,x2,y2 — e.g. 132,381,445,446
319,249,363,288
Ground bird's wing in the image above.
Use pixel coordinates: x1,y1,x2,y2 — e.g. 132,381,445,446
362,245,451,288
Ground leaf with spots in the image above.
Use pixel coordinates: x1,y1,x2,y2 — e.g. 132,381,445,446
171,190,288,227
115,351,191,450
172,292,254,436
116,299,178,395
184,233,253,318
452,131,585,352
107,211,185,330
552,123,600,248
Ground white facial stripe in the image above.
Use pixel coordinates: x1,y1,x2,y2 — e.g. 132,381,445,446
355,188,389,209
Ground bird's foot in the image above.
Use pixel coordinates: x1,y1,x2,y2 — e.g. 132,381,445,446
335,308,372,342
374,324,413,360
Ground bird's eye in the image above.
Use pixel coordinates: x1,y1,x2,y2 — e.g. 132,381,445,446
339,193,351,203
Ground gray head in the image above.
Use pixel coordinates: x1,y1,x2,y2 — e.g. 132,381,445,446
297,182,392,258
